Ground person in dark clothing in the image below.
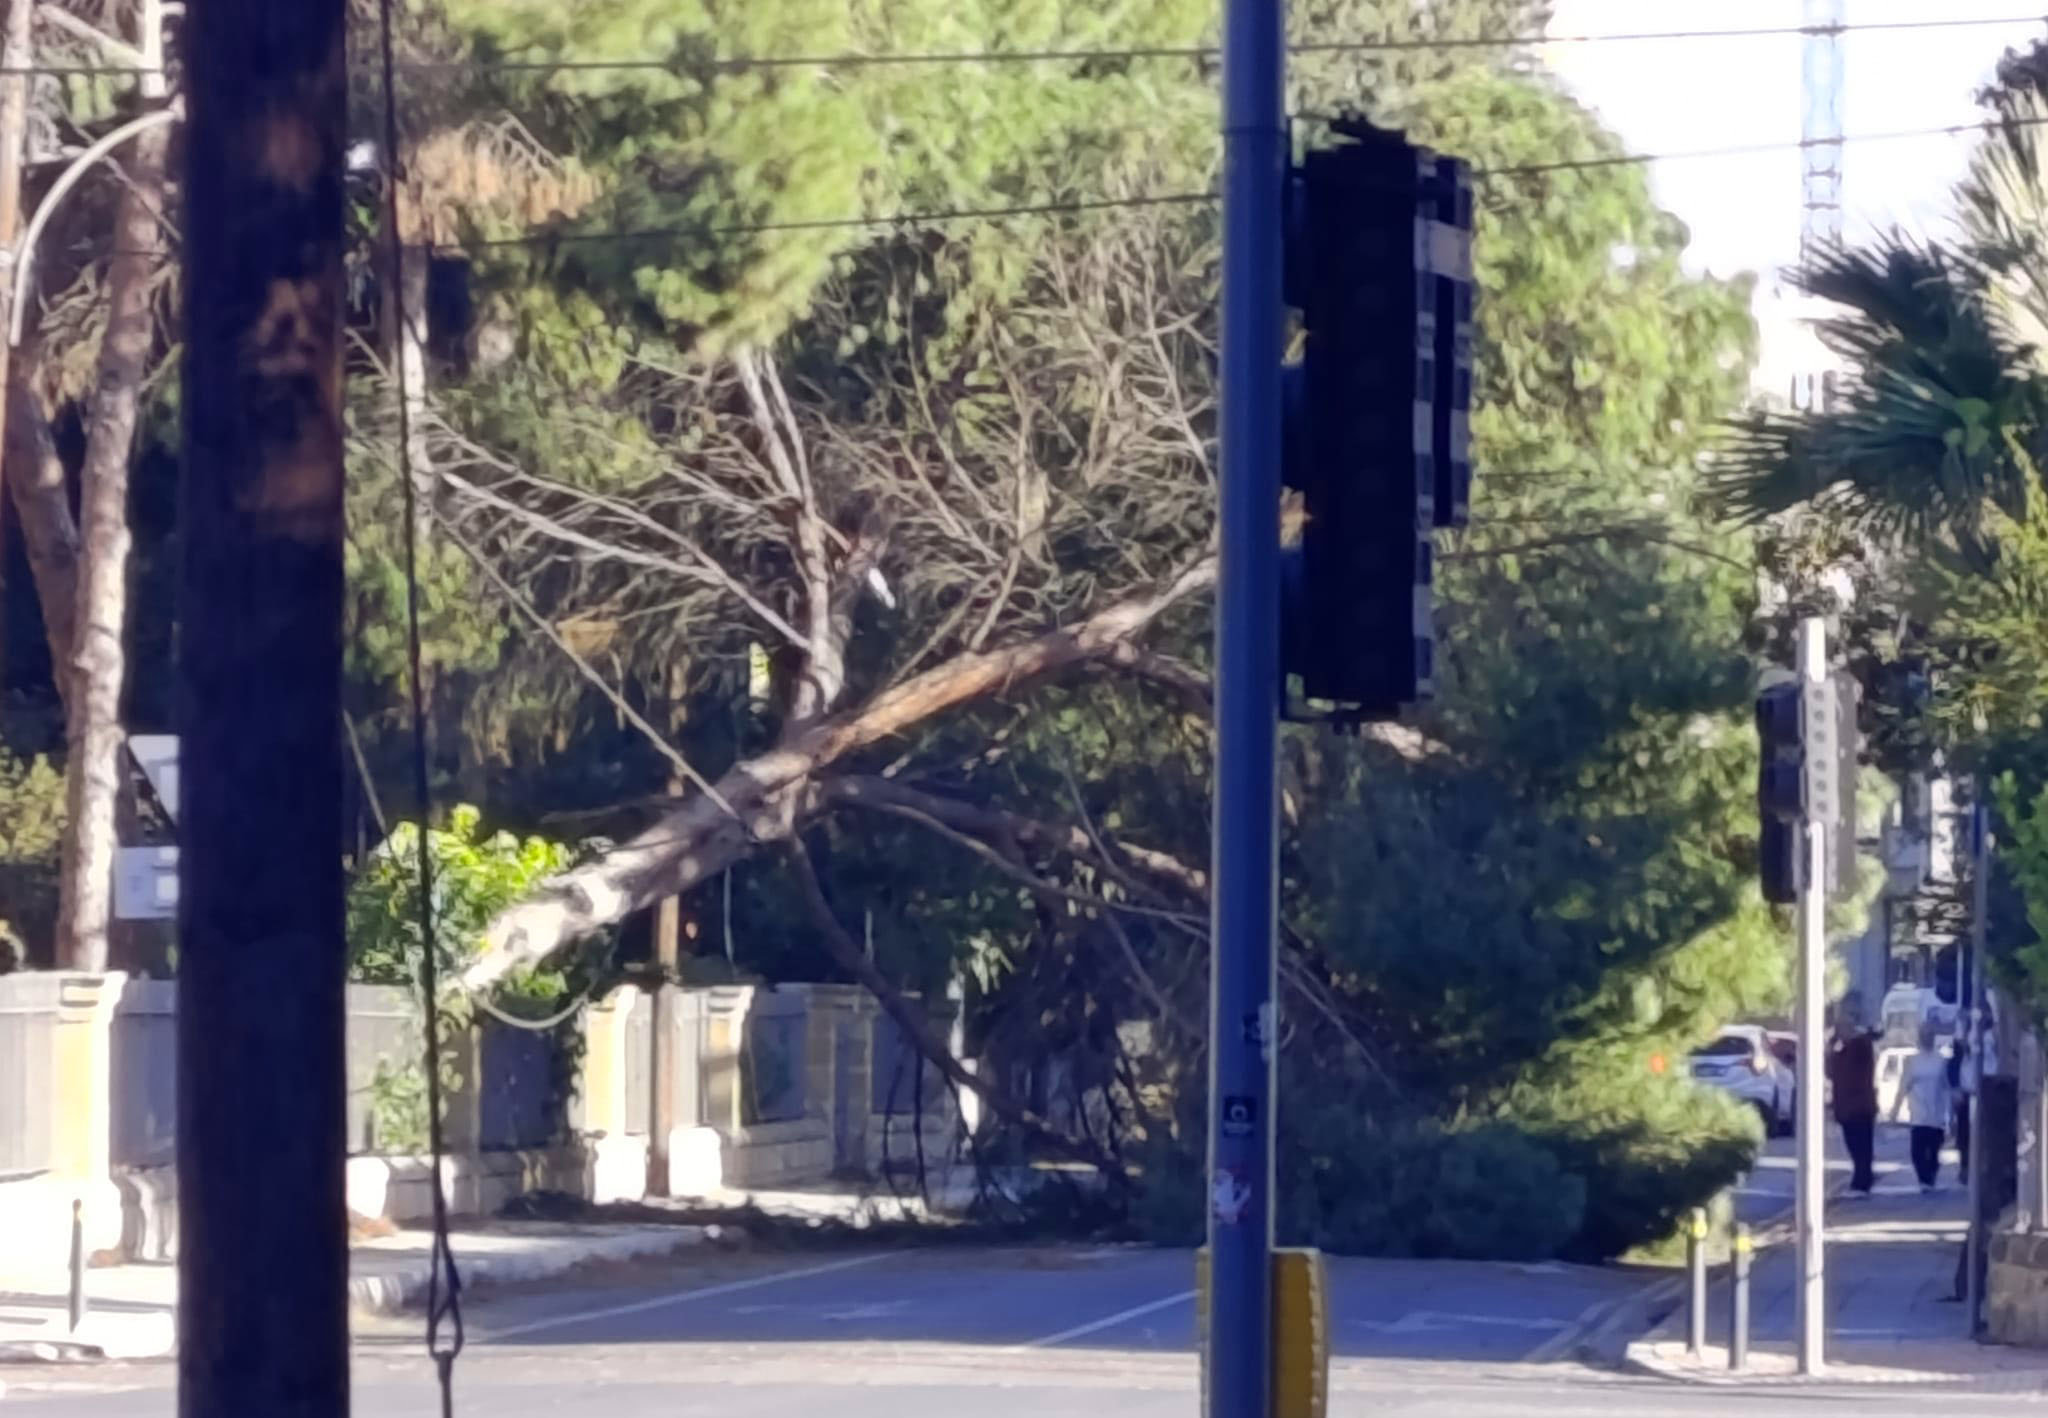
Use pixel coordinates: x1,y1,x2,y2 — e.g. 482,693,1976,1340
1827,995,1880,1194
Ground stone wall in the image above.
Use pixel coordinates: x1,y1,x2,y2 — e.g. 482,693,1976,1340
1988,1228,2048,1347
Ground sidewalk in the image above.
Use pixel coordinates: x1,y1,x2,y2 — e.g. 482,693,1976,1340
1628,1146,2048,1388
0,1219,705,1363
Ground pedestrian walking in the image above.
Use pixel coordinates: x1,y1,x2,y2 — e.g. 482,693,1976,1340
1892,1019,1953,1192
1828,992,1880,1194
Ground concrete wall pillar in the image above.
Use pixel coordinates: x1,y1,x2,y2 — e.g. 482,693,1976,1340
50,971,125,1183
580,986,635,1138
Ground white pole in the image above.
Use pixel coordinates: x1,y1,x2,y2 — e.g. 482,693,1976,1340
1795,616,1828,1376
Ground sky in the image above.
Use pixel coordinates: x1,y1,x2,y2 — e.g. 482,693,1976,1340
1543,1,2043,279
1541,2,2046,388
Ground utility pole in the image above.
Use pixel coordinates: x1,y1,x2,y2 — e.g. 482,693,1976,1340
176,4,349,1416
1965,801,1991,1334
1795,616,1829,1376
649,769,684,1191
1208,0,1284,1411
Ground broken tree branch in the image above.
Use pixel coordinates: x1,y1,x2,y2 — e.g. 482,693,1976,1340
783,835,1123,1179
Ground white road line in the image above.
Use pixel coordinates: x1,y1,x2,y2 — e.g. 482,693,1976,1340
1520,1294,1617,1364
1014,1289,1196,1351
481,1252,893,1343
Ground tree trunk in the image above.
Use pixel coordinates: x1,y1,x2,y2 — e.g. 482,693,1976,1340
4,350,79,680
0,0,40,669
384,236,431,533
461,557,1217,989
55,113,170,972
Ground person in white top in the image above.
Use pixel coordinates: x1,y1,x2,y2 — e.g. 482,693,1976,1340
1892,1019,1954,1193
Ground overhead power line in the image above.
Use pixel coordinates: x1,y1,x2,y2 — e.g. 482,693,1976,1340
9,12,2041,81
401,110,2048,257
395,13,2047,78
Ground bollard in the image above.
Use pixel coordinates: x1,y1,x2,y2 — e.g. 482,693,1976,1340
1728,1223,1752,1371
1686,1207,1708,1359
67,1198,85,1334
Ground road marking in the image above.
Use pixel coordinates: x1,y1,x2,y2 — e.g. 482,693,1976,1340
480,1252,893,1343
1521,1294,1619,1364
1015,1290,1196,1350
1357,1310,1566,1336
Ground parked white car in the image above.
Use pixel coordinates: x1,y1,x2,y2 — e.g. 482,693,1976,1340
1690,1025,1796,1136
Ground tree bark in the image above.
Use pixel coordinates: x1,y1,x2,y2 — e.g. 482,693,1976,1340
460,556,1217,989
0,0,39,667
177,0,350,1410
54,111,169,972
5,351,79,680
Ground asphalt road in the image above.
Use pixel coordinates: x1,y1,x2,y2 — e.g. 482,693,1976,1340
6,1225,2044,1416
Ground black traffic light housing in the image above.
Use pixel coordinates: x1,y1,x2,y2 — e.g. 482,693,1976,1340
1280,118,1476,724
1756,680,1806,905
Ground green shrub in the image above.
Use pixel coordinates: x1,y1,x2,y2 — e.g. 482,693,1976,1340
1501,1044,1761,1260
346,804,582,1001
1131,1103,1585,1262
346,806,611,1146
0,747,64,968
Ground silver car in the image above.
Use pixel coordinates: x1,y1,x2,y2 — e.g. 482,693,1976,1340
1690,1025,1796,1136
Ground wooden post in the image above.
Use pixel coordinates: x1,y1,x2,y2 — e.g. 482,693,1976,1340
175,4,349,1415
649,771,683,1192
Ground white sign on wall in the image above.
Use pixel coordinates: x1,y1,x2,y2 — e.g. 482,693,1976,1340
114,845,178,921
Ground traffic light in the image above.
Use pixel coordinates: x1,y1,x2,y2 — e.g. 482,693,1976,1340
1281,120,1476,723
1756,680,1806,905
1754,671,1855,904
1431,160,1475,530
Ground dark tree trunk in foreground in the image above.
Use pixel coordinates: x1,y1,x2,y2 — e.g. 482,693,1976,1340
176,5,349,1416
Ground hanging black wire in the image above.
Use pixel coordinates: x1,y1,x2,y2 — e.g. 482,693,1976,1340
373,0,464,1411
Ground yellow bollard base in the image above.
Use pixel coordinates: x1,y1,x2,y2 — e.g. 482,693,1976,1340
1196,1246,1329,1418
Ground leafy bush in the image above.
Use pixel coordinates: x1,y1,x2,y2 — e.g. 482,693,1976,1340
0,747,65,969
346,806,608,1149
1991,773,2048,1033
1132,1100,1585,1262
1500,1043,1761,1261
347,804,583,1000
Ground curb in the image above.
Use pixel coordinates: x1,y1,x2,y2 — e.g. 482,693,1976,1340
1572,1273,1684,1368
0,1339,107,1365
1579,1165,1853,1374
4,1224,710,1361
1608,1169,2048,1391
347,1225,708,1316
1619,1340,2048,1392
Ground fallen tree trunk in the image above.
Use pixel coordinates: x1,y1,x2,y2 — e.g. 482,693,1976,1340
460,557,1216,989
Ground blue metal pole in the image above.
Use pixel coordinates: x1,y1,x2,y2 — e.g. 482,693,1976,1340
1207,0,1285,1412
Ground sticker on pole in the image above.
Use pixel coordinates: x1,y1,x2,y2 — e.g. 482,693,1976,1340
1211,1168,1252,1226
1221,1095,1257,1138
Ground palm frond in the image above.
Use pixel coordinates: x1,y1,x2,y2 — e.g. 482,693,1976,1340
1706,231,2048,557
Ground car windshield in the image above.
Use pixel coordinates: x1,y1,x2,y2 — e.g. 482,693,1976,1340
1693,1036,1754,1057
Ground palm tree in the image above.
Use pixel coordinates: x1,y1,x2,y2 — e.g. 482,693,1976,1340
1704,239,2046,563
1706,35,2048,559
